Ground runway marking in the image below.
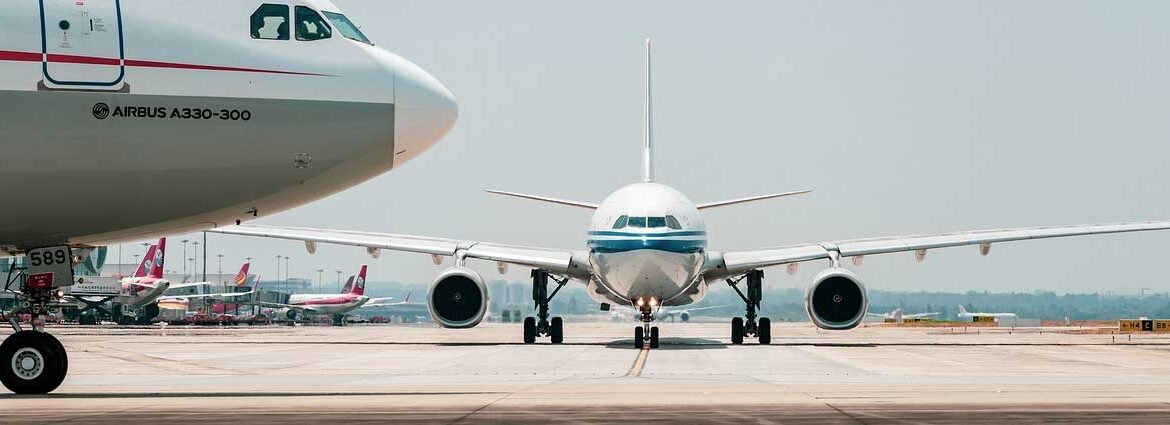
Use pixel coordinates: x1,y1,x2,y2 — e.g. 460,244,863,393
627,347,650,377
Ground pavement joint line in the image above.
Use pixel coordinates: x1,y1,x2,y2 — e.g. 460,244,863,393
823,402,868,425
445,392,512,425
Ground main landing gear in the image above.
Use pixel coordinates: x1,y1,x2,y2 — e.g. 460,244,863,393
727,269,771,345
633,300,660,349
523,270,568,344
2,266,69,394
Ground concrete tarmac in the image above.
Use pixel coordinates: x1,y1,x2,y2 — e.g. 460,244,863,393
4,321,1170,423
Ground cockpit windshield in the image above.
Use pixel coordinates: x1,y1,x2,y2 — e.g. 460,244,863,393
322,11,372,44
613,215,683,230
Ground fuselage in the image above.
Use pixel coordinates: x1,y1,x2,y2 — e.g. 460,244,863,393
585,182,708,307
0,0,457,254
287,292,369,315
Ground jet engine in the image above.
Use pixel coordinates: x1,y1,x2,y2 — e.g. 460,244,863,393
805,268,867,330
285,309,299,321
427,267,489,328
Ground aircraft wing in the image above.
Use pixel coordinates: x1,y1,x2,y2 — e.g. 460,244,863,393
208,225,580,275
717,220,1170,276
902,312,940,319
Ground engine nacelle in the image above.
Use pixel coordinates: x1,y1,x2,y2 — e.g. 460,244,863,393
427,267,489,329
805,268,867,330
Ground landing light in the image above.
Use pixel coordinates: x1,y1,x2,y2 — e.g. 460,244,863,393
636,298,645,307
649,297,658,307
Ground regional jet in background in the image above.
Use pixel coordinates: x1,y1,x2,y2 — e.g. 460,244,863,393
214,40,1170,350
957,305,1018,321
866,308,940,324
257,264,377,324
0,0,457,394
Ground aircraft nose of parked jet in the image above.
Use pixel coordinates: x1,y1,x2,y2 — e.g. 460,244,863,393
392,56,458,166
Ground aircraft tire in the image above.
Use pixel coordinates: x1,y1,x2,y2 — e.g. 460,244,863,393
634,326,644,349
758,317,771,345
523,317,536,344
731,317,744,345
0,331,67,394
550,317,564,344
649,326,659,349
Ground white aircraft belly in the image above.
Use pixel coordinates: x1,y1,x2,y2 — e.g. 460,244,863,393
0,91,397,248
588,250,705,306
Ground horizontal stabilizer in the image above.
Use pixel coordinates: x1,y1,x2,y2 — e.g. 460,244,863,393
484,190,598,209
696,190,811,210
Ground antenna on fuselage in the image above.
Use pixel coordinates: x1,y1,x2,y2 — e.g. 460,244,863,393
642,38,655,183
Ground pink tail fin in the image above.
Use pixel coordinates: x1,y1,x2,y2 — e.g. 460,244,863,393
147,238,167,279
234,262,251,286
349,264,367,296
132,244,158,277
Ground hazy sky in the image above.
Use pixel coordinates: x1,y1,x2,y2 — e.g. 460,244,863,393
145,0,1170,294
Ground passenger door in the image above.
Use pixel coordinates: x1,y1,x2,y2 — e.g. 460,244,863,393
39,0,125,90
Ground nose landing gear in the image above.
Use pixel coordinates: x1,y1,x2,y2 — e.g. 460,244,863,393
522,270,568,344
727,269,771,345
633,299,659,349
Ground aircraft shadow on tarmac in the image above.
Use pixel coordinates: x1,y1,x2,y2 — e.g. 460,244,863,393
0,391,506,400
604,337,728,350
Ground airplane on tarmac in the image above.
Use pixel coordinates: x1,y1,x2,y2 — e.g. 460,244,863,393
258,264,380,323
957,305,1018,321
210,39,1170,350
865,308,940,324
0,0,458,394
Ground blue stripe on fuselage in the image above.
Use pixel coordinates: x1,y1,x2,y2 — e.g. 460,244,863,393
587,238,707,254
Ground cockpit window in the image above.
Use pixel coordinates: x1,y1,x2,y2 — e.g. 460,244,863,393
295,7,332,41
251,4,290,40
614,215,682,229
612,215,629,229
322,11,372,44
627,217,647,228
646,217,666,228
665,215,682,229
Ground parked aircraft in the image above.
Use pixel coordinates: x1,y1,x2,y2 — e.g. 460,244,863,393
866,308,940,324
0,0,458,394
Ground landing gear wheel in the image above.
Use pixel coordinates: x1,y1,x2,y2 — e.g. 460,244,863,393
1,331,67,394
649,326,659,349
731,317,745,345
758,317,771,345
550,317,564,344
634,326,644,349
523,317,536,344
78,314,96,326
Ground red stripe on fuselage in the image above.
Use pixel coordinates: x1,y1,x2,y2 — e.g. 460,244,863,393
0,50,42,62
0,50,323,76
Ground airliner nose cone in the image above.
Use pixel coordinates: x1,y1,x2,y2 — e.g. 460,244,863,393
393,57,458,166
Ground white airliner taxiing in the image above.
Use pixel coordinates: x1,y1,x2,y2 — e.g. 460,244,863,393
957,305,1018,321
0,0,457,394
213,40,1170,351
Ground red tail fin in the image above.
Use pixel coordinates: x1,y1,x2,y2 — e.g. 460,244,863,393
132,244,158,277
349,265,367,295
234,262,251,286
149,238,166,279
252,274,262,293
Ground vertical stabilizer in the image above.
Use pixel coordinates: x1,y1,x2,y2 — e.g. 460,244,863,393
340,275,355,294
133,244,157,278
642,38,654,182
234,263,251,286
349,265,367,295
958,305,968,315
149,238,166,279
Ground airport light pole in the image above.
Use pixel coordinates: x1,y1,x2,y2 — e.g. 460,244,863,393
283,256,291,283
192,241,200,281
317,269,324,293
181,239,189,277
275,254,281,286
335,270,342,292
131,254,139,275
217,254,224,284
